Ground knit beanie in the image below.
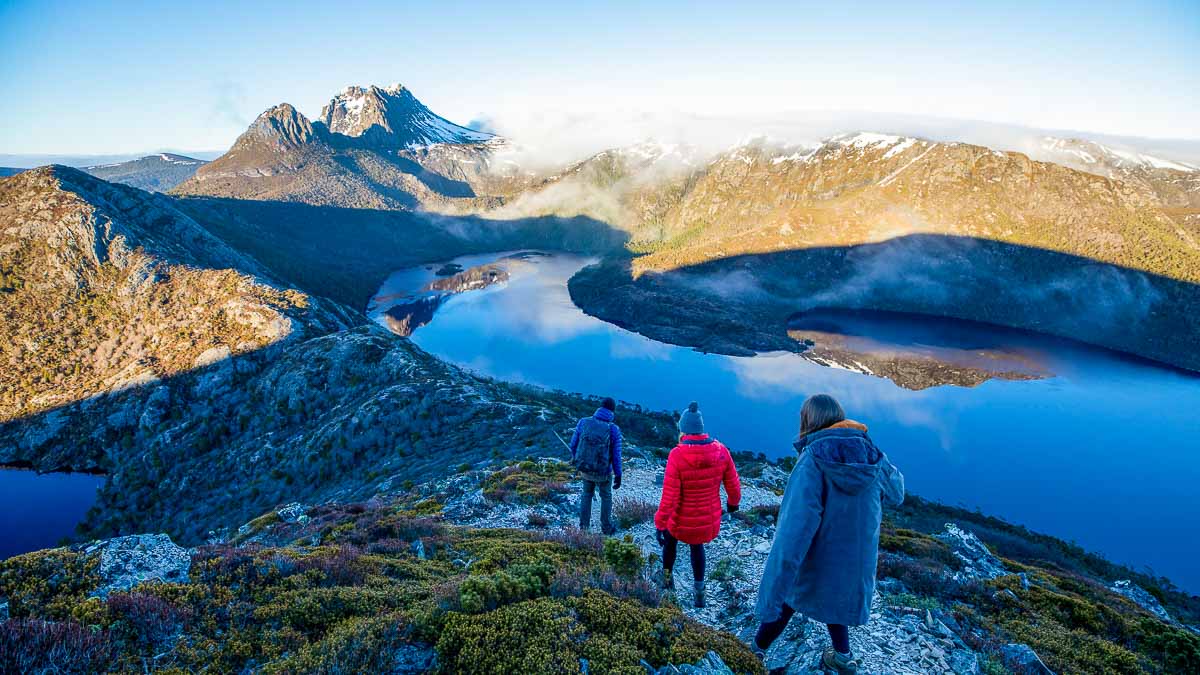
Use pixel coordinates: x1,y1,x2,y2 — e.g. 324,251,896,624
678,401,705,435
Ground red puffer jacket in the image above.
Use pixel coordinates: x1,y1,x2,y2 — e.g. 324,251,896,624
654,434,742,545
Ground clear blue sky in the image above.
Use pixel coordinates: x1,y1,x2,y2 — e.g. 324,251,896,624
1,0,1197,154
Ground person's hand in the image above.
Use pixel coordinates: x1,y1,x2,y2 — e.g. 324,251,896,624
655,529,668,547
727,503,739,514
613,475,622,490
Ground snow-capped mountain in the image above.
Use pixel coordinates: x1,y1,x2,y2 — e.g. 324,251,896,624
1037,136,1198,175
174,82,515,209
319,84,494,150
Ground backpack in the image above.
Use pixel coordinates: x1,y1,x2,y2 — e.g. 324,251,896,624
574,417,613,477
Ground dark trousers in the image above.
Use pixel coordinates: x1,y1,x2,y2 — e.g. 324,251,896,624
580,476,614,534
661,530,706,583
755,604,850,654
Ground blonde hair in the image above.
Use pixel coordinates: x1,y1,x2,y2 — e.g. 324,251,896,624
800,394,846,435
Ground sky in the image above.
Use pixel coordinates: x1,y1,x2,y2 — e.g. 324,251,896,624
1,0,1197,155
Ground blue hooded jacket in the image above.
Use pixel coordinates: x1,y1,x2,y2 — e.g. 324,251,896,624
755,420,904,626
568,407,623,478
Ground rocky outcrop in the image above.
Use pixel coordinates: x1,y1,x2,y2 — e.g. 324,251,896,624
936,523,1008,581
85,533,191,599
1110,579,1176,624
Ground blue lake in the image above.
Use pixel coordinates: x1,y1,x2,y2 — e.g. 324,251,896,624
372,251,1200,593
0,468,103,558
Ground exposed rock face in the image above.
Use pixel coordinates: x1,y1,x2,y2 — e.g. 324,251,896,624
319,84,494,150
1110,579,1176,624
86,533,191,599
936,523,1008,581
246,103,319,151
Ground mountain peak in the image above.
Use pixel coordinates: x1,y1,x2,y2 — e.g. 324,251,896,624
239,103,319,152
318,83,494,149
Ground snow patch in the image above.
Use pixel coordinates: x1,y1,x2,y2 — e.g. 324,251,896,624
835,132,906,149
882,137,919,159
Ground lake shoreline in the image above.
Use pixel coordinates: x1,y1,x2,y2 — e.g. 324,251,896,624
568,255,1200,379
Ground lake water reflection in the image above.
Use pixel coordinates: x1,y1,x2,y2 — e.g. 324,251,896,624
0,468,103,559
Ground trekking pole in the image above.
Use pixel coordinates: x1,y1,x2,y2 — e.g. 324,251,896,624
550,428,572,453
547,426,581,478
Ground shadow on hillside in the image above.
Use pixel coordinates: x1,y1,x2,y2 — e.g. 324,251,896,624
569,234,1200,373
0,317,678,549
173,195,630,309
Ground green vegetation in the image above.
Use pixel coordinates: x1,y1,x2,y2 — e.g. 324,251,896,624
876,497,1200,673
0,500,760,674
482,459,574,504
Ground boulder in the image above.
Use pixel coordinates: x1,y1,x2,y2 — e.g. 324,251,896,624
999,643,1055,675
86,533,191,598
948,648,982,674
276,502,310,524
936,523,1007,580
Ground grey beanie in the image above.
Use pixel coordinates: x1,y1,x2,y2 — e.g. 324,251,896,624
678,401,705,435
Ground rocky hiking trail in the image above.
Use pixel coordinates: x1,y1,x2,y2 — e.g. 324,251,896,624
437,452,994,674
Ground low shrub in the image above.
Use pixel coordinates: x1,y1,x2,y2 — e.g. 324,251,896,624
0,618,115,673
614,498,657,529
263,614,426,674
604,535,644,578
106,591,190,646
435,591,763,675
732,503,779,527
294,545,366,586
481,460,574,504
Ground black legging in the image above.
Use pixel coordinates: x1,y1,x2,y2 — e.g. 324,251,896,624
755,604,850,654
661,531,706,583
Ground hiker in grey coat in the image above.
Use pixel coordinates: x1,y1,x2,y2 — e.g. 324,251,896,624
752,394,905,674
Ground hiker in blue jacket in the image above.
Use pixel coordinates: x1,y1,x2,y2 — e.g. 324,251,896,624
569,396,623,535
752,394,905,674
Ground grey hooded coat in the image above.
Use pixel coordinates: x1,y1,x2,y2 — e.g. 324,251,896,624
755,420,905,626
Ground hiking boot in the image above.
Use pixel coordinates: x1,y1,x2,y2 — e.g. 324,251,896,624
820,647,859,674
693,580,706,609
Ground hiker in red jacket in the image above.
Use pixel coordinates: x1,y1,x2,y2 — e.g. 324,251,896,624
654,401,741,608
